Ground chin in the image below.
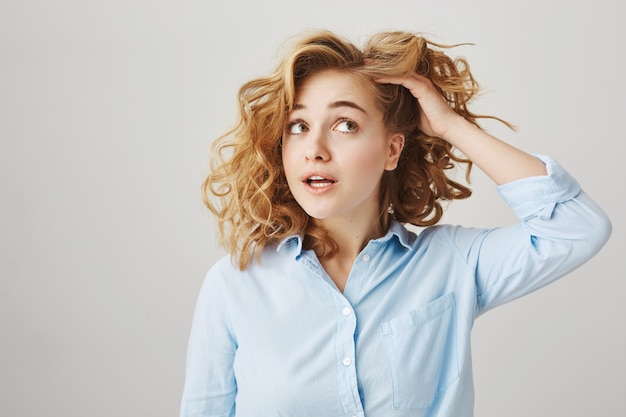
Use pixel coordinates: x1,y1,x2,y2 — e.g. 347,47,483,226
303,210,334,220
299,205,340,221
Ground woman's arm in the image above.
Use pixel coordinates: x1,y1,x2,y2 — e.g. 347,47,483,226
377,73,611,313
180,265,237,417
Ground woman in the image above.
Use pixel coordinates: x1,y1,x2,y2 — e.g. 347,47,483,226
180,29,611,417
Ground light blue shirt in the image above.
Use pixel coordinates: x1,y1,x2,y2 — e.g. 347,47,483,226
181,155,611,417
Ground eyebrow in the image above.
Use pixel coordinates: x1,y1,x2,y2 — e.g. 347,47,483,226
292,100,368,115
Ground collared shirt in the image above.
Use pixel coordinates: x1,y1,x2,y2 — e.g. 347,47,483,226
180,155,611,417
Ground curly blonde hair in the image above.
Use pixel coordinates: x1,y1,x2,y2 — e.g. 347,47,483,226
203,29,509,270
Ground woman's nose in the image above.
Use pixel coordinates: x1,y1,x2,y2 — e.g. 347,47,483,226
305,133,330,161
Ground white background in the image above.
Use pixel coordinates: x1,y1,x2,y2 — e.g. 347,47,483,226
1,1,624,416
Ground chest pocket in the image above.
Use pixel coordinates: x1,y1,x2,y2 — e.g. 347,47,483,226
380,292,459,410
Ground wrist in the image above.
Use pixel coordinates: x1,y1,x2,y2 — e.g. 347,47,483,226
440,116,479,146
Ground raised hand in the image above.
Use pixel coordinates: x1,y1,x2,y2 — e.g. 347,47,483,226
376,72,547,184
375,73,467,141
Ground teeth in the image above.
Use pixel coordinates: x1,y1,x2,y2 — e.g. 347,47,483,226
310,182,332,188
306,175,334,188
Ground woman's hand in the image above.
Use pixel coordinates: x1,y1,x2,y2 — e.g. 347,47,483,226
376,72,547,184
375,73,467,141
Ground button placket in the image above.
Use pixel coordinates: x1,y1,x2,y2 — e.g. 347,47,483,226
333,293,362,416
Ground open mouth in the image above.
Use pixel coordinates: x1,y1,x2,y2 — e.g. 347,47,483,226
305,175,336,188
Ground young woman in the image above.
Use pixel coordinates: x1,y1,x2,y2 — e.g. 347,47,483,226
180,30,611,417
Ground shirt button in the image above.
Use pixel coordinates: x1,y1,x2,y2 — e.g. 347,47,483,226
343,357,352,366
362,254,370,262
342,307,351,316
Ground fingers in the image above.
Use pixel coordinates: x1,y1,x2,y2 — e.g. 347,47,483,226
374,72,426,85
374,72,460,139
374,73,433,99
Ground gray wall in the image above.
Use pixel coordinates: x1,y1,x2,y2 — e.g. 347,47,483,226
1,1,623,416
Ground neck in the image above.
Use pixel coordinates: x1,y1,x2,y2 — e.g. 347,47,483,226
317,212,383,252
313,215,385,292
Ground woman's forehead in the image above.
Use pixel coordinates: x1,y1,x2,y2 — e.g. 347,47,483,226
293,70,379,112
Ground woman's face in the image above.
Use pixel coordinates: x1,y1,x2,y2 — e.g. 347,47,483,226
281,69,403,225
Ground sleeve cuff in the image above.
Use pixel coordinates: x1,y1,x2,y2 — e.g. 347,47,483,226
496,154,581,220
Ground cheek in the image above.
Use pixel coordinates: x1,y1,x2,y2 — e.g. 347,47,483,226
281,144,298,181
349,145,389,174
280,142,291,167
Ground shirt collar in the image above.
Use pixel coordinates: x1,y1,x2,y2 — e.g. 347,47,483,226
276,235,303,255
276,220,412,257
378,220,412,250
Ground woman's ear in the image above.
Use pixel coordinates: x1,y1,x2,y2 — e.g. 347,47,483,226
384,133,404,171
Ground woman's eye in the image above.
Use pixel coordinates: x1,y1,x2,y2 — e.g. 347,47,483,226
335,119,358,133
287,121,308,134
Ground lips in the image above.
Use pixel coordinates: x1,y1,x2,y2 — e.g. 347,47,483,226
301,172,337,192
306,175,336,188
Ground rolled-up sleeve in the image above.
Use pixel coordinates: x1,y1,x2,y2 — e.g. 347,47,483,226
467,155,612,315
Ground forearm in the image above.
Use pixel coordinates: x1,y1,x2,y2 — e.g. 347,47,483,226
444,118,547,185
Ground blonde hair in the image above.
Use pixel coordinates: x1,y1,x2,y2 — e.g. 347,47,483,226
202,29,509,270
